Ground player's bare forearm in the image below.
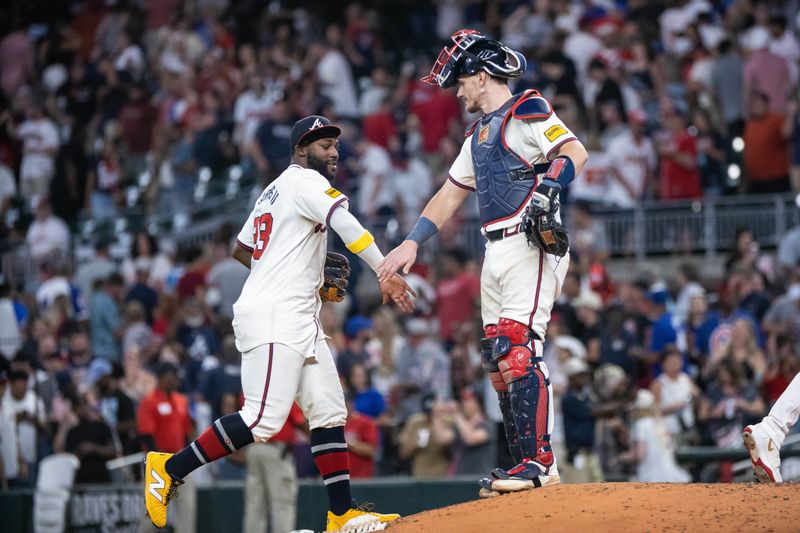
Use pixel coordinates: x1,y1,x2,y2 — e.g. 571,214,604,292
554,139,588,175
231,243,252,269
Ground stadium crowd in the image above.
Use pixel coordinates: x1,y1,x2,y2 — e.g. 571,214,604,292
2,0,800,493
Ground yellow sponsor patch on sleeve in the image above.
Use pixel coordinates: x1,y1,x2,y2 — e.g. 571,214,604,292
325,187,342,198
544,125,568,142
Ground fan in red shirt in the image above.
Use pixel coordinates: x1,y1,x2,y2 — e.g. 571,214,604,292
656,110,703,200
138,362,193,453
407,78,461,155
344,395,379,478
436,248,481,344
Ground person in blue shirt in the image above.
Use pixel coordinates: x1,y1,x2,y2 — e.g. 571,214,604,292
347,362,386,419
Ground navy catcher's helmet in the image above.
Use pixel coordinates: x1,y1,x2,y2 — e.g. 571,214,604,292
422,29,527,89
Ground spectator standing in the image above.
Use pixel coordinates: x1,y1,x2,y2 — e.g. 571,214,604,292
347,363,385,420
655,110,703,200
630,389,691,483
25,196,70,263
392,143,433,233
0,280,22,360
337,316,374,379
122,301,152,355
137,362,194,533
768,15,800,85
121,232,172,290
445,387,492,476
243,403,305,533
344,395,379,479
125,258,159,324
743,92,791,193
743,27,791,115
354,138,394,222
398,394,452,478
95,362,137,456
2,370,47,484
710,39,745,137
435,249,480,345
206,238,248,321
606,110,655,209
201,336,242,420
90,274,124,363
651,347,697,442
118,84,157,179
561,358,603,483
249,96,296,181
5,103,59,202
692,109,728,195
310,28,359,119
0,368,25,489
63,396,115,484
233,72,274,154
84,139,124,219
74,239,116,305
0,27,34,98
394,318,451,422
0,161,16,234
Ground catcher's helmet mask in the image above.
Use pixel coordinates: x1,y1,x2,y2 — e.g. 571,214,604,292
422,29,526,89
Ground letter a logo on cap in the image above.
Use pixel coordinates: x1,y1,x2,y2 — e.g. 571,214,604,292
310,118,324,130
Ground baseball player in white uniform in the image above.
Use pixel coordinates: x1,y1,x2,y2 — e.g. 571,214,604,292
744,372,800,482
378,30,588,496
145,115,414,532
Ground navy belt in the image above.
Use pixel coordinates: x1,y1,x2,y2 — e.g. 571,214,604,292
486,222,524,242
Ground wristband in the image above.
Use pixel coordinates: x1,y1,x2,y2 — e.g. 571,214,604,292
545,155,575,187
406,216,438,245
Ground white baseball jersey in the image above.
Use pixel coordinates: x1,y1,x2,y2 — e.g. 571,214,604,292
606,130,655,209
570,150,609,204
233,164,347,356
448,108,577,233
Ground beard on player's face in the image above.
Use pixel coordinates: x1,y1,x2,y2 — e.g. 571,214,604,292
303,141,339,180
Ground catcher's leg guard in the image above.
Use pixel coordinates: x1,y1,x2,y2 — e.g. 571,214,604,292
493,318,554,466
481,325,522,464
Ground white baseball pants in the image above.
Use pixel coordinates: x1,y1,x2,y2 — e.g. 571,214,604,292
238,340,346,442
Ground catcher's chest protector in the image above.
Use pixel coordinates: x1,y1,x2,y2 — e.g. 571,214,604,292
470,92,537,227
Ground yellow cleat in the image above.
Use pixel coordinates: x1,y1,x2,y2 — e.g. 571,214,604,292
326,504,400,532
143,452,183,528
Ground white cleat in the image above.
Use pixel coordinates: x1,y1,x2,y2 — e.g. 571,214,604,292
743,424,782,483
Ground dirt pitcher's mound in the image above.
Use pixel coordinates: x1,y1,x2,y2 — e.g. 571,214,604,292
388,482,799,532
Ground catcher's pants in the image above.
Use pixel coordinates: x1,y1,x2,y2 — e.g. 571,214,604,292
243,442,297,533
239,340,346,441
480,232,569,340
481,232,568,467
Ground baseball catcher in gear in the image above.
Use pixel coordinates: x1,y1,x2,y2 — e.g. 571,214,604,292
320,251,351,302
523,179,569,257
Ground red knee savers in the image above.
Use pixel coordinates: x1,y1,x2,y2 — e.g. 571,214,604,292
483,325,507,392
496,318,535,384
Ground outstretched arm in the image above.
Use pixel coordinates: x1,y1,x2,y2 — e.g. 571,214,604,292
377,179,472,281
328,206,417,312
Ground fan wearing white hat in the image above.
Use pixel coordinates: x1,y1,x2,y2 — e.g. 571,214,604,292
630,389,690,483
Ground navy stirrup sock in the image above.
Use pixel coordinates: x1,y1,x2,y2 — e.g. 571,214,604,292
311,426,352,515
165,413,254,480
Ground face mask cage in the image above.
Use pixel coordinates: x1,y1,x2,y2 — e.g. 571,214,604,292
421,29,484,88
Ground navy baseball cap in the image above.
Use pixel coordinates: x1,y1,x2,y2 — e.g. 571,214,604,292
290,115,341,150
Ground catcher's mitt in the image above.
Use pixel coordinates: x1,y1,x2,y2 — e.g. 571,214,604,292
523,199,569,258
320,251,351,302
